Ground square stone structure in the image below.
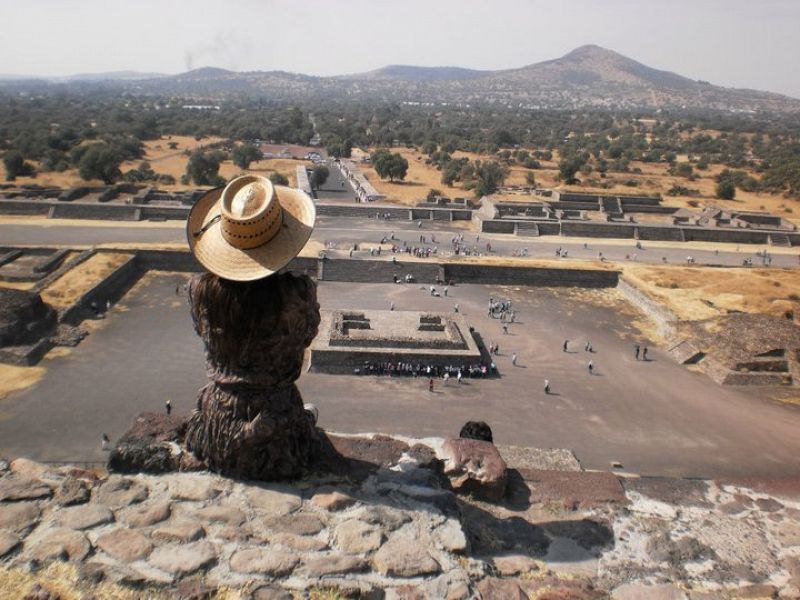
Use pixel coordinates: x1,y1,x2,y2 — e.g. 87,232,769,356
310,309,483,374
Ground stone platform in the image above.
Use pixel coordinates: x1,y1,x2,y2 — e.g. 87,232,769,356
1,432,799,599
310,310,484,374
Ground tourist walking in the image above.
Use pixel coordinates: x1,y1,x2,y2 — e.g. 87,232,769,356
428,378,434,393
587,360,594,375
454,303,459,313
101,433,110,451
642,347,649,361
585,340,592,352
443,373,449,386
544,379,550,394
511,353,517,366
390,301,395,311
165,399,172,415
634,344,640,360
457,370,462,384
563,340,569,352
503,323,508,335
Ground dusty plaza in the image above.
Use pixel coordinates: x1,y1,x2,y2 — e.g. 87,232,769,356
2,264,800,480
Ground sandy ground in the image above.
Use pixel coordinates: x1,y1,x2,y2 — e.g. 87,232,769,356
41,253,131,308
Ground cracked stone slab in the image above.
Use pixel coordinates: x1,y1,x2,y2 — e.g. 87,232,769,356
191,505,245,525
269,532,328,552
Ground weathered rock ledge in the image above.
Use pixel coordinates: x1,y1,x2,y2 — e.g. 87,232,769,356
1,434,799,599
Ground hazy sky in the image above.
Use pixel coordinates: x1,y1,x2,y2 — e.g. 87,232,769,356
2,0,799,98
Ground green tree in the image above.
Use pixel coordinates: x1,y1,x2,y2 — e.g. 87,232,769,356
78,144,122,184
3,150,35,181
269,172,289,186
186,150,225,186
310,165,329,189
525,171,536,186
473,161,507,197
232,143,262,169
558,156,584,184
371,150,408,182
715,180,736,200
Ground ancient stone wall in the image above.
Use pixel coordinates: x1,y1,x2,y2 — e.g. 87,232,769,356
616,277,678,339
443,264,618,287
60,254,139,326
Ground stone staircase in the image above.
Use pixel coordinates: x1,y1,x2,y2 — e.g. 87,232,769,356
515,221,540,237
769,232,792,247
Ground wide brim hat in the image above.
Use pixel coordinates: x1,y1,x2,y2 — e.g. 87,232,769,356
187,175,315,281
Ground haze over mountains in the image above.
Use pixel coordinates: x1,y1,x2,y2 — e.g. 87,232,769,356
3,45,799,113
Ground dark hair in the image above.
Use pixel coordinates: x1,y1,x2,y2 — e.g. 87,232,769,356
459,421,493,443
190,272,285,365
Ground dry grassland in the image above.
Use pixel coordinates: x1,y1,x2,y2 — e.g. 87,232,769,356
0,562,240,600
622,264,800,321
0,136,307,192
41,253,131,308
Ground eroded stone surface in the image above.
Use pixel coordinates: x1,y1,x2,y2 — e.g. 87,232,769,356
434,518,468,553
152,521,206,543
493,554,540,576
372,532,441,577
148,541,218,575
93,476,148,508
476,577,528,600
166,474,224,501
0,530,21,558
0,502,41,533
229,547,299,576
0,474,52,502
117,501,171,528
54,476,91,507
191,505,245,525
269,532,329,552
25,528,90,562
311,489,356,511
57,504,113,530
96,528,153,562
334,519,383,554
264,513,325,536
299,555,368,577
245,485,302,516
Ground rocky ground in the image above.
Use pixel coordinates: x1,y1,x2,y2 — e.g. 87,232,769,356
1,432,799,600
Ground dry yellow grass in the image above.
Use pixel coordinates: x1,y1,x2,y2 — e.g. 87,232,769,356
0,136,307,192
622,264,800,321
0,562,241,600
41,252,131,308
0,281,35,291
0,364,46,400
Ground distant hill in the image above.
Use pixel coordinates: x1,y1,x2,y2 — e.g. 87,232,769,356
2,46,798,113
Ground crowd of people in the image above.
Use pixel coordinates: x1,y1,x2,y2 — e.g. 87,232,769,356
354,361,496,378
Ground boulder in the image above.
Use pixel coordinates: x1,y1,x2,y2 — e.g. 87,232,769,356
108,412,188,474
439,438,507,502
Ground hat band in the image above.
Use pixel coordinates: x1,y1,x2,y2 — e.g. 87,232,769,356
221,204,283,250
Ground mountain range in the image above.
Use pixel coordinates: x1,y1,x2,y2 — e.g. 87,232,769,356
3,45,799,113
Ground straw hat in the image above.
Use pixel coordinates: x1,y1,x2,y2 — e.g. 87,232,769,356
187,175,315,281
